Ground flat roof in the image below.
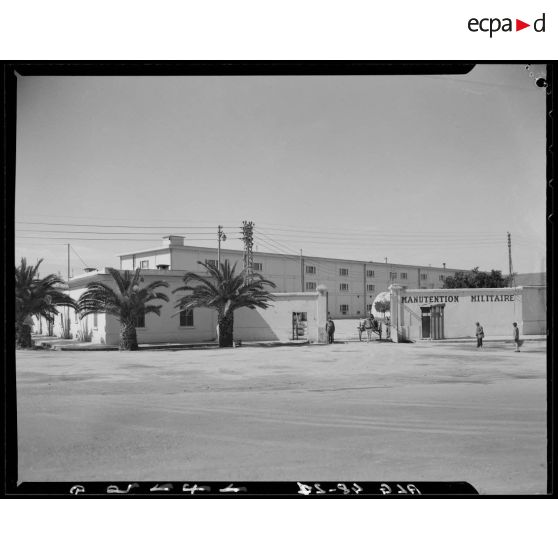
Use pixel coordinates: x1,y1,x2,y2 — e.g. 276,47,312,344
117,243,464,272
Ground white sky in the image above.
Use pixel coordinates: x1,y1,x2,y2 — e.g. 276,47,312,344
15,64,547,278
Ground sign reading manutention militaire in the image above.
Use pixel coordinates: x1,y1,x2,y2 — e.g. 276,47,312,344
400,294,516,304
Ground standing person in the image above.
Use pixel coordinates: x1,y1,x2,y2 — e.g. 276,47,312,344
385,315,391,340
372,315,381,340
364,315,373,342
475,322,484,348
357,320,364,342
326,317,335,344
512,322,521,352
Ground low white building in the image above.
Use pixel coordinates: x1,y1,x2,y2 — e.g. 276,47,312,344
38,269,329,345
118,235,464,319
389,284,547,342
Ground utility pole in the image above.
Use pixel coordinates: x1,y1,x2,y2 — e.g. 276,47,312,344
65,243,71,338
217,225,227,266
363,263,367,316
241,221,254,281
507,232,514,286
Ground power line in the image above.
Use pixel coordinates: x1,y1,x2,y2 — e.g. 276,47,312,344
254,231,340,277
70,245,89,268
257,221,507,238
17,214,241,225
17,219,525,239
259,235,506,246
253,229,517,276
263,231,508,243
16,236,238,242
257,228,507,248
16,228,242,236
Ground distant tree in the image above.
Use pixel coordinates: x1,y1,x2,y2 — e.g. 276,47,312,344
173,260,276,348
15,258,76,349
374,299,391,316
78,268,169,351
442,267,511,289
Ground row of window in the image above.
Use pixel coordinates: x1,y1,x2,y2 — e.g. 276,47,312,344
76,309,194,329
306,266,377,278
306,266,410,280
134,309,194,328
340,284,376,292
305,281,379,292
204,259,263,271
139,259,441,283
141,258,261,271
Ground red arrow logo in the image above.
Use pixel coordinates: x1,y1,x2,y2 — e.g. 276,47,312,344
516,19,530,31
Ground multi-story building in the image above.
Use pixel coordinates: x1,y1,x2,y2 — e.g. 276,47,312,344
118,235,465,319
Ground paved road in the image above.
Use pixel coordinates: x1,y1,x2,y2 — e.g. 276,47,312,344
15,340,547,493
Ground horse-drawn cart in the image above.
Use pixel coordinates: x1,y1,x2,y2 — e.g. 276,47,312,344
358,317,382,341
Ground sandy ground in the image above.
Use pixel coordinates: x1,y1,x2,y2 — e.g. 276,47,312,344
16,339,547,494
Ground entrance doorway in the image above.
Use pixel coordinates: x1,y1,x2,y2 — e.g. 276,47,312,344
292,312,308,340
420,306,431,338
420,304,445,340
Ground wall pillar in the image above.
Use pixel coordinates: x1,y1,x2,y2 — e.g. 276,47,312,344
316,284,328,344
389,284,406,342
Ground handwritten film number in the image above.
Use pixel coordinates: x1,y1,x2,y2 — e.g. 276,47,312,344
297,483,363,495
380,483,421,495
297,483,421,495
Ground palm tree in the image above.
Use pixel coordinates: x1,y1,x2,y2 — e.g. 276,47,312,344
15,258,77,349
173,260,276,348
77,268,169,351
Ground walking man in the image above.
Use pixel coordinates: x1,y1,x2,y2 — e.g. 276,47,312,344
475,322,484,348
326,317,335,344
512,322,521,352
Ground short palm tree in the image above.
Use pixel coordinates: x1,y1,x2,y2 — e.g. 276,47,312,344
78,268,169,351
174,260,276,347
15,258,77,349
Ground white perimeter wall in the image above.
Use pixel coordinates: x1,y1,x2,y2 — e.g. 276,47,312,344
235,292,327,343
390,285,546,340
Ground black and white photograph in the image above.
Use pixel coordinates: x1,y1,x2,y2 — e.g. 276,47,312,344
8,62,551,496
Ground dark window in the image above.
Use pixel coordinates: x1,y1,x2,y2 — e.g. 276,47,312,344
180,309,194,327
305,265,316,274
140,260,149,269
253,262,263,271
135,313,145,328
366,269,375,277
